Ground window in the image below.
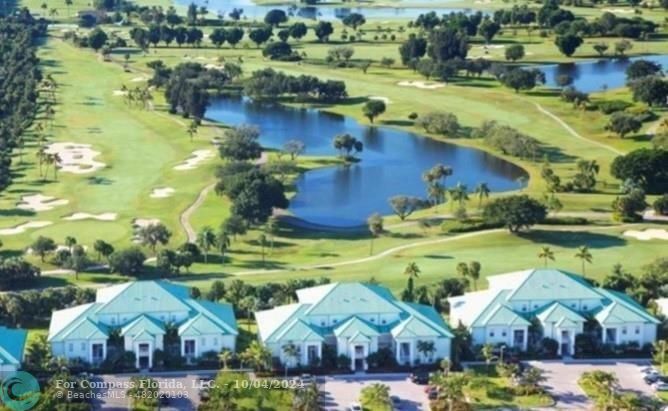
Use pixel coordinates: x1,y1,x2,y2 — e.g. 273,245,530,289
571,303,576,308
333,319,338,323
213,337,218,345
583,304,588,310
635,326,640,335
81,342,86,351
622,326,627,335
370,318,375,322
502,331,507,337
68,343,73,352
489,330,495,337
533,304,538,309
111,317,116,325
381,320,386,324
521,305,527,312
321,321,325,326
202,337,206,347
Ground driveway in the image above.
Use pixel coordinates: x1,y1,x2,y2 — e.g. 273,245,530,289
528,359,653,410
319,373,429,411
91,370,216,410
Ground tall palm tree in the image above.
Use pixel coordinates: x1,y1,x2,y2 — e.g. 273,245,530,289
474,182,490,207
292,383,320,411
468,261,481,291
216,229,231,265
574,245,593,276
241,340,272,372
282,343,299,377
367,213,384,256
360,383,391,409
218,349,234,369
187,120,198,142
196,226,217,263
403,262,421,279
265,216,279,254
538,246,555,268
449,182,469,208
416,340,436,363
65,0,73,16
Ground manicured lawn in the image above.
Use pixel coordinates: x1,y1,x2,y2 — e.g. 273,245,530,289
465,366,554,409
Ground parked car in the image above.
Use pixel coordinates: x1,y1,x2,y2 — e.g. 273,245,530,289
350,402,363,411
654,382,668,391
300,374,314,385
410,371,430,385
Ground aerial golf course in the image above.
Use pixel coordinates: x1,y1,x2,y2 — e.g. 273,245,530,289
0,0,666,305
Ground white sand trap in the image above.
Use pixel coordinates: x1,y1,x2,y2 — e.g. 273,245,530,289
132,218,161,228
63,212,117,221
195,56,209,61
369,96,391,104
150,187,175,198
0,221,52,236
46,142,106,174
603,8,633,13
113,90,128,96
397,80,445,90
130,77,147,82
17,194,69,212
624,229,668,241
204,63,225,71
55,244,89,252
174,149,215,171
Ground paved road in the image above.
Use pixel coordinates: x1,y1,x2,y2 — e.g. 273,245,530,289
529,359,653,410
318,373,428,411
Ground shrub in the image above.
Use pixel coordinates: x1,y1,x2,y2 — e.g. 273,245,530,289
416,111,460,136
653,194,668,215
596,100,632,114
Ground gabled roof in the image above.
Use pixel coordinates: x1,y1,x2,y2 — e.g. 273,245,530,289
96,281,191,316
255,304,306,342
396,301,453,337
596,288,660,324
299,283,403,317
274,319,325,342
48,303,102,342
120,314,165,338
184,299,238,335
333,316,380,338
536,302,586,326
479,304,531,327
0,326,27,366
505,269,602,302
179,313,231,337
392,315,444,338
349,331,372,343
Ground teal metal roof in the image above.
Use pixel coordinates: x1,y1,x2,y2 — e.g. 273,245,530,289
333,316,380,338
184,299,238,335
97,281,192,315
179,313,229,337
506,269,602,302
274,319,325,342
302,283,403,317
536,302,586,325
0,326,27,366
48,303,104,342
480,304,531,327
392,316,444,338
596,288,660,324
121,314,165,338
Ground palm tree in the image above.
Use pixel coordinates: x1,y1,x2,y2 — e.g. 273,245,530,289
456,262,469,281
241,341,272,372
196,226,217,263
292,383,320,411
35,146,46,177
187,120,198,142
449,182,469,208
360,383,391,409
240,296,257,331
574,245,593,276
258,234,267,266
404,262,421,279
481,343,496,371
216,229,231,265
264,216,279,254
468,261,481,291
218,349,234,369
440,358,451,377
474,182,490,207
64,236,77,252
402,262,420,302
367,213,384,256
434,374,469,411
538,246,555,268
416,340,436,363
282,343,299,377
65,0,73,16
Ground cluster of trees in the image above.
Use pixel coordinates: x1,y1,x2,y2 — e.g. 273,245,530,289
244,68,347,101
0,257,40,291
611,148,668,194
216,126,289,226
625,59,668,108
555,11,657,40
0,286,94,327
0,11,45,194
475,120,542,160
129,25,205,50
601,258,668,307
493,66,545,93
416,111,461,136
483,195,547,233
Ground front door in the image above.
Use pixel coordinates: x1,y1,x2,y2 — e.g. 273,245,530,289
91,343,104,365
513,329,525,348
138,343,150,369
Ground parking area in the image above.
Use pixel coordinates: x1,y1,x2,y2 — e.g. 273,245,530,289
528,359,654,410
91,371,215,411
319,373,429,411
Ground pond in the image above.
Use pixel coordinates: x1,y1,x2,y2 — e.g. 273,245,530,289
206,98,526,226
177,0,472,20
539,54,668,93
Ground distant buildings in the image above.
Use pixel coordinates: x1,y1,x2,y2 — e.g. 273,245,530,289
48,281,237,369
449,268,659,356
0,326,27,378
255,282,453,371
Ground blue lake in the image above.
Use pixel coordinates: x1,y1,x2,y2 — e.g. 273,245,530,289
207,98,526,226
540,54,668,93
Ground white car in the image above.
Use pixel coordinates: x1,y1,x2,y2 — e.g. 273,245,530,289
350,402,363,411
653,382,668,391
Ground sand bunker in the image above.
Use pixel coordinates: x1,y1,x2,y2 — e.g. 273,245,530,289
63,212,117,221
204,63,225,71
150,187,175,198
133,218,161,228
603,7,633,13
624,229,668,241
174,149,215,171
369,96,391,104
130,77,147,82
113,90,128,96
46,142,105,174
17,194,69,212
0,221,52,236
397,80,445,90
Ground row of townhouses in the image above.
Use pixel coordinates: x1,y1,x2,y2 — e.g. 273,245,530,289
0,268,662,376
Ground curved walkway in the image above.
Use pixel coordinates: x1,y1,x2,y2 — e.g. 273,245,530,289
180,183,216,243
531,101,625,156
